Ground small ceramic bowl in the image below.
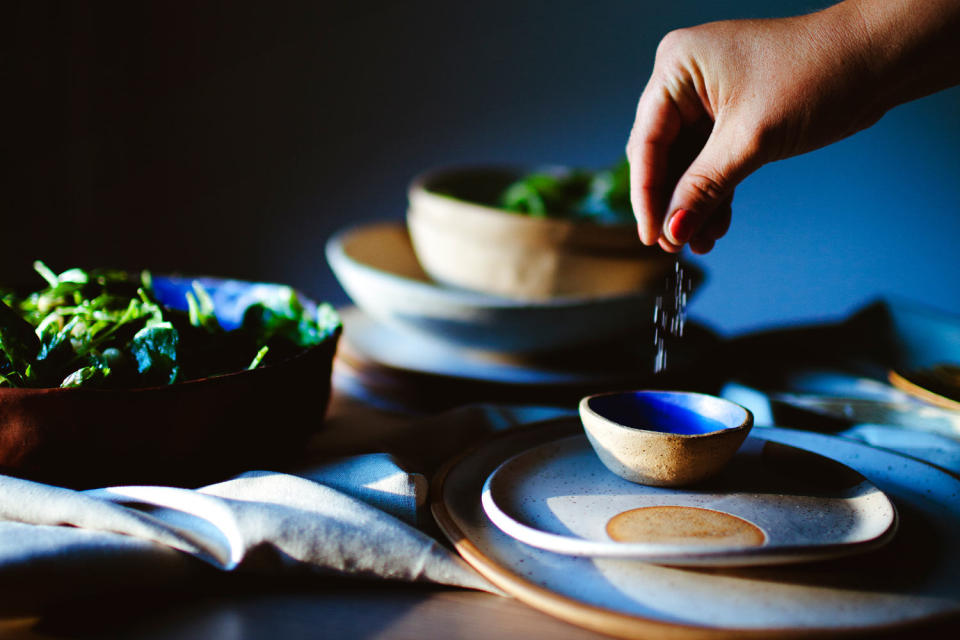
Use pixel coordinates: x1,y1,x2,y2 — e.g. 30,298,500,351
579,391,753,487
407,166,675,301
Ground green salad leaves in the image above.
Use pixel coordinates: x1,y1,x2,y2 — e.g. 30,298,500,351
0,262,339,389
499,158,632,224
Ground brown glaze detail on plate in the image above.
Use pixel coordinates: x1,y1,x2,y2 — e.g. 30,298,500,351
606,506,766,547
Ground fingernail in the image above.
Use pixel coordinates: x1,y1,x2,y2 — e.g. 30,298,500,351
668,209,696,244
658,236,682,253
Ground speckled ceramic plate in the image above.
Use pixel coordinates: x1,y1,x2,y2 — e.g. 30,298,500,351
434,419,960,636
481,434,897,567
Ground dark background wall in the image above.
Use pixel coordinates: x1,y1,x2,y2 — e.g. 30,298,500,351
5,1,960,335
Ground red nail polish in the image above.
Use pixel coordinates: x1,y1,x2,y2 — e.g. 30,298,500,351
669,209,697,244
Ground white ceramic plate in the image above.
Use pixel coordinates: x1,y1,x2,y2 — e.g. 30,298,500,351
326,222,701,354
434,418,960,635
339,306,629,386
338,306,716,388
481,434,897,566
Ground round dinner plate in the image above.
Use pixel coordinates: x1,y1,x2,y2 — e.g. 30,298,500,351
337,306,718,386
334,307,719,412
481,435,897,566
338,306,603,386
433,418,960,637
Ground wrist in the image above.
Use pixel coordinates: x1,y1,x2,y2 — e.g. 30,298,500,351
830,0,960,111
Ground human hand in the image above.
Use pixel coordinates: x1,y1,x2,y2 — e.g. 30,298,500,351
626,2,914,254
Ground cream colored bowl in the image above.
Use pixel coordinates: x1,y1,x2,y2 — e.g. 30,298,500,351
325,223,686,354
407,166,675,301
579,391,753,487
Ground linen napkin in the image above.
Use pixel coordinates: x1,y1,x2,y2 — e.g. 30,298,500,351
0,453,489,614
0,404,573,614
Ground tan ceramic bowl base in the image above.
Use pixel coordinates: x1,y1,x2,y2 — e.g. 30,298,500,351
407,167,675,301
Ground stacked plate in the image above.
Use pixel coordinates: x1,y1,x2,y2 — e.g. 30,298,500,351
326,222,716,412
433,417,960,636
325,166,717,412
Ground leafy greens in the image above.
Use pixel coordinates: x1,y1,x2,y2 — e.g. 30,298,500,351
0,262,339,389
498,158,632,224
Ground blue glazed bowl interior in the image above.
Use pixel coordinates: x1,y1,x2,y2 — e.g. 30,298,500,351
588,391,747,435
151,275,319,331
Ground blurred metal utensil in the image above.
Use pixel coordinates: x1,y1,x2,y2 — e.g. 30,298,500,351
769,392,960,440
889,364,960,412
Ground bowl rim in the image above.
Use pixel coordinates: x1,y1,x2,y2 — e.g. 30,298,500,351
326,222,703,310
579,390,753,439
410,163,632,217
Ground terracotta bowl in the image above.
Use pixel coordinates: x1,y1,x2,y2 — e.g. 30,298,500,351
579,391,753,487
0,275,340,489
407,166,675,301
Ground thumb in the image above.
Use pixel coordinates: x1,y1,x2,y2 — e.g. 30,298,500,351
662,122,762,246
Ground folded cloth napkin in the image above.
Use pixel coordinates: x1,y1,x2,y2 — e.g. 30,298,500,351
0,451,495,614
0,404,573,614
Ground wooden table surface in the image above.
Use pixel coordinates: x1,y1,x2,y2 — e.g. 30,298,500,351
2,392,958,640
0,582,609,640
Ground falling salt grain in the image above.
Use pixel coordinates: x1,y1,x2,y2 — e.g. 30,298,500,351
652,258,691,373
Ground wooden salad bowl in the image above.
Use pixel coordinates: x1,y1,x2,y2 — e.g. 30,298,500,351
0,276,340,489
